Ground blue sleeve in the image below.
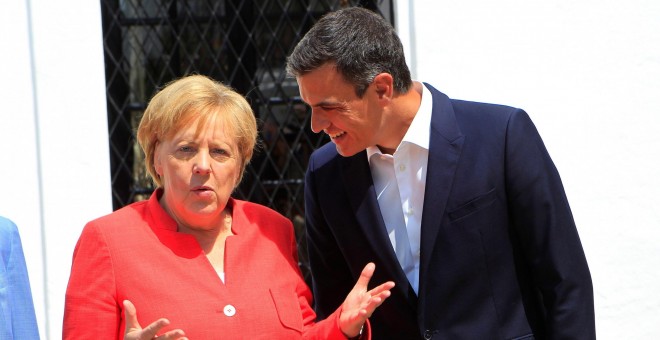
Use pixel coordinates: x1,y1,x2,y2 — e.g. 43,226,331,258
504,111,595,338
0,216,40,339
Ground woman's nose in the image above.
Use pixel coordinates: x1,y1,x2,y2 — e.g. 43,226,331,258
193,153,212,174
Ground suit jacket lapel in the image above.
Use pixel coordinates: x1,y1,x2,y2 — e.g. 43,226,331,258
418,84,465,306
338,84,464,320
341,152,418,305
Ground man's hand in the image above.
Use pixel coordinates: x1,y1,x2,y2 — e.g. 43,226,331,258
123,300,187,340
339,263,395,337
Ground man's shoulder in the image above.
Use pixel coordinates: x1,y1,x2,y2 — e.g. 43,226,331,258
308,142,368,171
309,141,340,166
424,82,521,115
451,98,521,115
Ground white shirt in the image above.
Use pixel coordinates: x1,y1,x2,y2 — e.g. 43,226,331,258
367,83,432,294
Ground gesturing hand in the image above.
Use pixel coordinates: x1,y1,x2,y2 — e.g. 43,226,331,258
339,263,395,338
123,300,187,340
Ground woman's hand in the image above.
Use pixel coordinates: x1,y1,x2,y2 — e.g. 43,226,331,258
123,300,187,340
339,263,395,338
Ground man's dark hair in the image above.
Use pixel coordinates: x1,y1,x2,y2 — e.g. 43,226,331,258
286,7,412,97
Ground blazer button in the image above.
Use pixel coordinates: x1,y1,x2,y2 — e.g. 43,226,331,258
423,330,433,339
223,304,236,317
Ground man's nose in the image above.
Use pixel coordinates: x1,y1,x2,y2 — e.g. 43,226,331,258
310,109,329,134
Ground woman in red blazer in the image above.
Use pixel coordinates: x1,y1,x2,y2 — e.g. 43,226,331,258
63,74,394,340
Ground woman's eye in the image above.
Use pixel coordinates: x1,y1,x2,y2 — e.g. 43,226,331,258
178,146,194,153
212,148,228,156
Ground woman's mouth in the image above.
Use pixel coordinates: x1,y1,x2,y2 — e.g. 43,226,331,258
192,185,213,193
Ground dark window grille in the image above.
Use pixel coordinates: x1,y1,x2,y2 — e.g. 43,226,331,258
101,0,394,282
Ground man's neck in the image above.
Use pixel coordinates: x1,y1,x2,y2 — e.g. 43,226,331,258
377,81,424,154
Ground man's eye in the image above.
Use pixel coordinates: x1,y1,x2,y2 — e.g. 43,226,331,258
321,105,344,113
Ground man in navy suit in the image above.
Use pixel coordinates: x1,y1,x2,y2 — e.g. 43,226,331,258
286,7,595,339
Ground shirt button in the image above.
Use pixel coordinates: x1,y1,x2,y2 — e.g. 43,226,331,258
223,304,236,317
406,208,414,215
398,164,406,171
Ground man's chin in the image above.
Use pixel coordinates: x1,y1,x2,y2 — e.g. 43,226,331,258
335,144,360,157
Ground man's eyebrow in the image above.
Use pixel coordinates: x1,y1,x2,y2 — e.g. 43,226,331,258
311,100,341,108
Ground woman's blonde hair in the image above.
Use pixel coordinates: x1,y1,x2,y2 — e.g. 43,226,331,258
137,74,257,187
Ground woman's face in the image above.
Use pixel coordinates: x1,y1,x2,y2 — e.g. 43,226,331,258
154,114,241,229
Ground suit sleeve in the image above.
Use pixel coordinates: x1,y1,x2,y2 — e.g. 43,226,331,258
504,110,595,339
304,155,357,321
63,222,121,339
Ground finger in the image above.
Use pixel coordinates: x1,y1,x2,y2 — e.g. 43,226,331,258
356,298,389,319
363,294,388,312
358,282,395,317
155,329,187,340
354,262,376,289
123,300,141,332
360,281,394,307
139,318,171,339
368,281,395,296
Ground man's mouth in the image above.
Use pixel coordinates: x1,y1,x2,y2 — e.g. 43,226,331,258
328,131,346,140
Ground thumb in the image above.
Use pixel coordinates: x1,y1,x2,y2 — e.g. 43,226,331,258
355,262,376,290
123,300,142,332
124,300,171,339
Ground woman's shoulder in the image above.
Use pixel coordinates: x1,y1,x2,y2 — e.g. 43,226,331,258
232,199,288,221
84,199,151,232
231,199,294,234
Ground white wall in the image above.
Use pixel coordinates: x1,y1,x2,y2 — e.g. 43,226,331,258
398,0,660,338
0,1,111,339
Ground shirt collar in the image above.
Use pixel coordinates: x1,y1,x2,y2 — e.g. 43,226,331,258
367,82,432,161
403,82,432,150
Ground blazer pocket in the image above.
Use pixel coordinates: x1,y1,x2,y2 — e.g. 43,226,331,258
269,288,303,332
448,188,497,221
510,334,534,340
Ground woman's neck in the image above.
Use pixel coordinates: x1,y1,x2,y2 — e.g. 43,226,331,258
180,209,234,273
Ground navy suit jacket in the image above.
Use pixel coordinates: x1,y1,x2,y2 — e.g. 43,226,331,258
304,84,595,339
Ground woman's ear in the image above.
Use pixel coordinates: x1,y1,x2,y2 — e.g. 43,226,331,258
153,141,163,176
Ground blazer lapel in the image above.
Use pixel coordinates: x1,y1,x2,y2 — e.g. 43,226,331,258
418,84,465,302
341,152,417,304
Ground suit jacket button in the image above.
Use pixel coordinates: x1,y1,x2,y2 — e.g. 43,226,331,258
223,304,236,317
424,330,433,339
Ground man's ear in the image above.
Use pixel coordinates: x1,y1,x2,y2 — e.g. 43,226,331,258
372,73,394,99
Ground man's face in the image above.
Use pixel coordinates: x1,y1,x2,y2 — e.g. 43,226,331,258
296,63,384,157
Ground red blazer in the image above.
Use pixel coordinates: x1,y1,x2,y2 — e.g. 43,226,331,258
63,190,349,339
